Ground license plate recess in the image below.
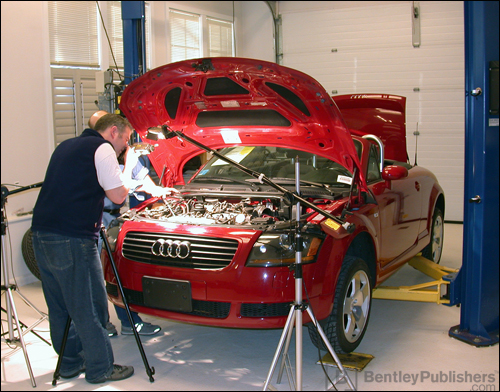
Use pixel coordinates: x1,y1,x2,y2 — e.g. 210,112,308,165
142,277,192,313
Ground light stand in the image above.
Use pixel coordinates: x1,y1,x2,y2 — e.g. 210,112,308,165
1,183,49,388
262,159,356,391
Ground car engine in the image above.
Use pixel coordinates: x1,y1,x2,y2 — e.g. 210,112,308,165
120,195,293,226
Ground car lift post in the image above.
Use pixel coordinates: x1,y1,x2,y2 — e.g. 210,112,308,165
122,1,146,86
449,1,499,347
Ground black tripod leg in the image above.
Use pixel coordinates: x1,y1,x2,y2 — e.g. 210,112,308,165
52,316,71,386
100,227,155,382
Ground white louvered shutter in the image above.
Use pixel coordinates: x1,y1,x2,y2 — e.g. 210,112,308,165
51,69,97,145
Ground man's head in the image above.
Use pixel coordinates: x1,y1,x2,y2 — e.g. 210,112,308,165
94,114,133,157
88,110,108,129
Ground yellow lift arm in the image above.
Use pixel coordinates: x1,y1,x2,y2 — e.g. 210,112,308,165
372,255,459,305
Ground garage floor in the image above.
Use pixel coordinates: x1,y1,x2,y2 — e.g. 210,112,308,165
2,223,498,391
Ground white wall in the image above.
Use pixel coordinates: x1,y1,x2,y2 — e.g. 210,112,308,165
1,1,53,215
234,1,275,61
1,1,54,285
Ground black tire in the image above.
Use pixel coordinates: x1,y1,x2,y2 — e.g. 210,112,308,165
21,228,42,281
422,207,444,264
308,256,372,354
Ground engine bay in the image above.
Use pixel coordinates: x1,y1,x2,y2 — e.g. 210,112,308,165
120,194,295,227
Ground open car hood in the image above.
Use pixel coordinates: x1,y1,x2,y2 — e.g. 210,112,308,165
120,57,364,186
332,94,408,162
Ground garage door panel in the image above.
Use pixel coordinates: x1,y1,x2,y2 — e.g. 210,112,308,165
282,1,464,221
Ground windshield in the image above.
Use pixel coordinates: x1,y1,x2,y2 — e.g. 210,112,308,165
191,146,353,187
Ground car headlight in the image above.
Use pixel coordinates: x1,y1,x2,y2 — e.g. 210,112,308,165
105,218,124,252
246,233,322,267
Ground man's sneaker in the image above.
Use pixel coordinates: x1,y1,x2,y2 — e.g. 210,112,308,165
60,363,85,379
106,321,118,337
122,322,161,336
87,364,134,384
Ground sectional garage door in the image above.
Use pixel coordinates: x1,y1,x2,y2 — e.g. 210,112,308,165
280,1,464,221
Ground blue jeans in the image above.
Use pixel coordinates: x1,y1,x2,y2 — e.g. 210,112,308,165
32,230,114,382
101,212,143,329
114,304,142,328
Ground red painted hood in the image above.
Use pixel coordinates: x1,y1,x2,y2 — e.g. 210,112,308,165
332,94,408,162
120,57,364,186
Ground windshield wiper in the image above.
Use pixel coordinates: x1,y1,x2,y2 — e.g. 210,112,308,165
191,176,260,190
269,177,346,194
270,177,323,186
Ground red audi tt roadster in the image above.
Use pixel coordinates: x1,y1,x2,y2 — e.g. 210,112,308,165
102,57,444,353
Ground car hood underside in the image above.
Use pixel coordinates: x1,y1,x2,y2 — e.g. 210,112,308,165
120,57,365,187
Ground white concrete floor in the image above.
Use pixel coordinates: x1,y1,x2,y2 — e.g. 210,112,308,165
1,223,499,391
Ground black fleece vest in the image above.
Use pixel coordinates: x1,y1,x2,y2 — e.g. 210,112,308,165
32,129,113,240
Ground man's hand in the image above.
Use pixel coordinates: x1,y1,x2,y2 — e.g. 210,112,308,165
123,146,141,174
137,183,179,197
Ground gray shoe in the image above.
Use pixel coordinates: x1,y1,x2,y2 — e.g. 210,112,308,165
106,321,118,337
87,364,134,384
121,322,161,336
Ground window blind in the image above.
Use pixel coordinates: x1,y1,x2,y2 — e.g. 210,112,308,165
170,9,201,62
107,1,124,69
208,17,233,57
48,1,99,67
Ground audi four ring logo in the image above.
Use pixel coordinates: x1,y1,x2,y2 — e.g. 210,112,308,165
151,239,191,259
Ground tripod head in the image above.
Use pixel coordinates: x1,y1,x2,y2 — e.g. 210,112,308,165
1,182,43,208
1,182,43,236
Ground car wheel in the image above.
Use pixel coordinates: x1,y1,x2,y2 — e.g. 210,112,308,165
21,228,42,281
308,255,372,354
422,207,444,264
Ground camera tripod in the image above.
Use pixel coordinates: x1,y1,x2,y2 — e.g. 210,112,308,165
262,161,355,391
1,183,49,388
52,226,155,385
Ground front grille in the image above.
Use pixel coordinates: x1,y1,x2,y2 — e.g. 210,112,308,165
122,232,239,269
241,302,293,318
106,283,230,319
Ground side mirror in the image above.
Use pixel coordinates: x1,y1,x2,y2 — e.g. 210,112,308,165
382,165,408,189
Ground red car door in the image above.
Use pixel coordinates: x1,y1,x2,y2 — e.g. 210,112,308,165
367,150,422,267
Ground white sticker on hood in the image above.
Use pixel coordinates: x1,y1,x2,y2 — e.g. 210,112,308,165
220,100,240,108
337,175,352,185
221,130,242,144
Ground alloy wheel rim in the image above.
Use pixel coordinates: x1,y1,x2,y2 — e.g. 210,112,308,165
343,270,371,343
432,215,444,262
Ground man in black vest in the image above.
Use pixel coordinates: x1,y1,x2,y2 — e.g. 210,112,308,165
31,114,136,384
88,111,166,338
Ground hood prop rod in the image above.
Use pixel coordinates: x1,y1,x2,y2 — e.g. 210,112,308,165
159,125,355,234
